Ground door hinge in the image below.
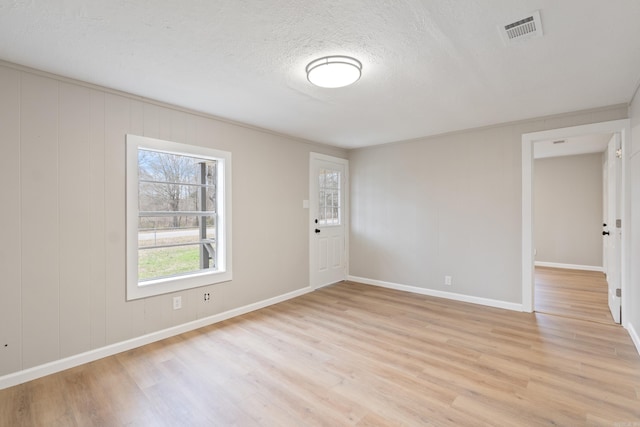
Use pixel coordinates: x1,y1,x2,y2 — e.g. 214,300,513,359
616,148,622,159
616,288,621,298
616,219,621,228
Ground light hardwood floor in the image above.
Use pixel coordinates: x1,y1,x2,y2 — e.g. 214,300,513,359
535,267,614,324
1,281,639,426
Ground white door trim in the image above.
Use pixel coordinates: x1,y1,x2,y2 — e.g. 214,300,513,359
309,153,349,289
521,119,631,326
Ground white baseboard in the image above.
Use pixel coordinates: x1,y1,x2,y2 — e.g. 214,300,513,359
628,322,640,356
347,275,522,312
534,261,603,272
0,285,313,390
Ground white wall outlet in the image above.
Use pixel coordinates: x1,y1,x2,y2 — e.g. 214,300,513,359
444,275,452,286
173,296,182,310
204,292,211,302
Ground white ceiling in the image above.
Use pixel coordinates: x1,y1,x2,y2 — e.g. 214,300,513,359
534,133,612,159
0,1,639,149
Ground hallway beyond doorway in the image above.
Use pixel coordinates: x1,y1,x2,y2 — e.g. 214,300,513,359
535,267,614,325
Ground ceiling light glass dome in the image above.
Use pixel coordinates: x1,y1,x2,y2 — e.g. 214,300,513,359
306,56,362,88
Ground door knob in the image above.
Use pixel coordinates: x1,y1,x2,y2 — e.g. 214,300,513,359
602,231,610,236
315,229,321,234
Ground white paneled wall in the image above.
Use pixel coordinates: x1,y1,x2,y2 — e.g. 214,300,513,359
59,82,93,358
0,63,346,377
21,73,60,368
89,89,107,350
0,66,21,375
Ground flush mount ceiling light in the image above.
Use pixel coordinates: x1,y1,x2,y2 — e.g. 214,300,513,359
306,55,362,88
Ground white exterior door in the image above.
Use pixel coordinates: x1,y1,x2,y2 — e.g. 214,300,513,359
310,153,347,288
605,133,621,324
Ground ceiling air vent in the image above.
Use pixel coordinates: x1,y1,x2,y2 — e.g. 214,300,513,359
499,10,543,45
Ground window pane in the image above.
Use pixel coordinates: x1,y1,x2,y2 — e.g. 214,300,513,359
138,147,218,282
139,149,216,185
139,182,215,213
139,216,215,248
138,245,202,281
318,167,341,226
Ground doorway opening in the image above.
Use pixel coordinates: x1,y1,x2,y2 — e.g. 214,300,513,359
532,134,614,323
522,119,631,326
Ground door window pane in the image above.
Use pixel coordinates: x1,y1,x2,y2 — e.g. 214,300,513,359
318,168,341,225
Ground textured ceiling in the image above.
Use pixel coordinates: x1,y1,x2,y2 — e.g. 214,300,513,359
1,1,639,148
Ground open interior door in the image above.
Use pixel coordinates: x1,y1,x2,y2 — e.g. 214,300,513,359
605,133,621,324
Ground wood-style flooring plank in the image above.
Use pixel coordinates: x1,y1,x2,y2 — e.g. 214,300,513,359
1,281,639,426
535,266,614,324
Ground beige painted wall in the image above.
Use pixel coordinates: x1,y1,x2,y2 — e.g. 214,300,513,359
0,63,346,377
349,106,627,304
534,153,603,267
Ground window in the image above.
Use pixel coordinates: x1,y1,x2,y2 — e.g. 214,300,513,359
126,134,232,300
318,168,342,226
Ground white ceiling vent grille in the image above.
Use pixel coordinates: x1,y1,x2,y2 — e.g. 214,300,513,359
499,10,543,45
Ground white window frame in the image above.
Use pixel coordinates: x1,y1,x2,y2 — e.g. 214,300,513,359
126,134,232,300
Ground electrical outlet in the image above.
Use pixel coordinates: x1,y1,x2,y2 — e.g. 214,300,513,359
173,296,182,310
204,292,211,302
444,275,452,286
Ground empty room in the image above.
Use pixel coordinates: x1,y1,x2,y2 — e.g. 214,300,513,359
1,1,640,426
